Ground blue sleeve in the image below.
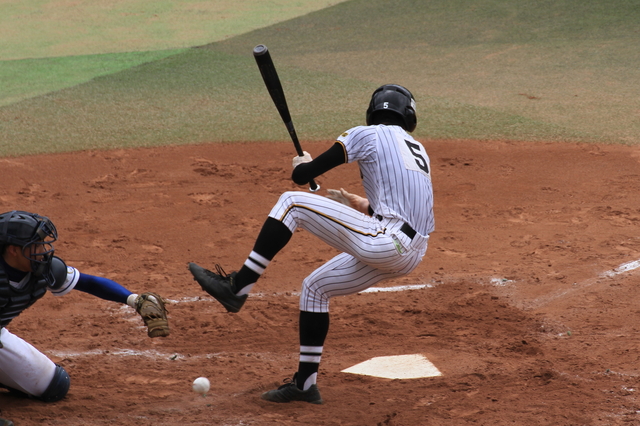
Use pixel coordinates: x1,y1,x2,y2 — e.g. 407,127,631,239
74,273,133,305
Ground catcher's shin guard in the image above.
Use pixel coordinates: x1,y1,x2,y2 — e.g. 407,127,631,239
38,364,70,403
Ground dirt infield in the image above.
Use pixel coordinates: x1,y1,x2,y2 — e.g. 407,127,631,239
1,139,640,425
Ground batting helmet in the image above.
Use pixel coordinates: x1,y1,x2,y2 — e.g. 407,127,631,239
366,84,417,132
0,211,58,283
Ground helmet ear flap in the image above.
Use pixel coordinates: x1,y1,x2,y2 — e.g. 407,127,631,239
402,89,417,132
403,105,417,133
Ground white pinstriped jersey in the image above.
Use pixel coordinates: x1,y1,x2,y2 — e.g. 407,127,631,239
267,124,434,313
337,124,434,236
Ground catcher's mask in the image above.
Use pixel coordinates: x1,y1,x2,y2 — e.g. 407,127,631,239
0,210,58,284
365,84,417,132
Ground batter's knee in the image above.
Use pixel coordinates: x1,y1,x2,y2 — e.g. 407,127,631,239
277,191,299,207
270,191,311,233
37,364,70,403
300,284,330,313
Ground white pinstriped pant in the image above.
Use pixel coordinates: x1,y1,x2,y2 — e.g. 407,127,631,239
269,191,429,313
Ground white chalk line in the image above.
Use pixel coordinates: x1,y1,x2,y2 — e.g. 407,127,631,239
165,283,434,304
360,283,433,293
600,259,640,278
162,257,639,307
525,258,640,309
75,258,640,361
48,348,283,362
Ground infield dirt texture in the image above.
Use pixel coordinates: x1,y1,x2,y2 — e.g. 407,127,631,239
2,1,640,425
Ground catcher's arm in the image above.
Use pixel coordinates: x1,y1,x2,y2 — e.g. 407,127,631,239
72,274,170,338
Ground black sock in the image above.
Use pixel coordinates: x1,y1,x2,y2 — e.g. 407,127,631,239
235,217,292,290
297,311,330,390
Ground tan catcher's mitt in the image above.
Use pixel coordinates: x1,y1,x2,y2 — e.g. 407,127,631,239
135,292,170,338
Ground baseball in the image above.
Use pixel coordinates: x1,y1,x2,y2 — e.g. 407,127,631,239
192,377,210,395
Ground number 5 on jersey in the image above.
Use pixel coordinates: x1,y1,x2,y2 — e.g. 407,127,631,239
397,136,431,178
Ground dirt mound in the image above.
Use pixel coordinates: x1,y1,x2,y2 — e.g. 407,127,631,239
2,139,640,425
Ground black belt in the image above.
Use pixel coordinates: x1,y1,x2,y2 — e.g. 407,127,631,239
400,222,416,240
375,214,416,240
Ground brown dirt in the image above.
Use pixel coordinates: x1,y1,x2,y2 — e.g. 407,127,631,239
1,139,640,425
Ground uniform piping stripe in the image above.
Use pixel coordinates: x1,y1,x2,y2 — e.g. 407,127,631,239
336,141,348,163
279,204,385,238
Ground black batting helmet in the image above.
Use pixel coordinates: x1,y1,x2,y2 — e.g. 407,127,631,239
366,84,417,132
0,210,58,283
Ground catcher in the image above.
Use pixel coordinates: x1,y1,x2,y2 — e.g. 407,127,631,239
0,210,169,403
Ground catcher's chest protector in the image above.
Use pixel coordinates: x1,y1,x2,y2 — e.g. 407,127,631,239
0,266,48,328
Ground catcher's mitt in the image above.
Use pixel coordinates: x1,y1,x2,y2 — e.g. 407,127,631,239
135,292,170,338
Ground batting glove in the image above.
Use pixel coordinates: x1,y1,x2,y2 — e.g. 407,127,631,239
292,151,313,169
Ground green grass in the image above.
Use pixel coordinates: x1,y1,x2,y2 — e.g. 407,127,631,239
0,50,377,156
0,0,348,106
0,51,185,107
1,0,639,157
208,0,640,144
0,0,349,60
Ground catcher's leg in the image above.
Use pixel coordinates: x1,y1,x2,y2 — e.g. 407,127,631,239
0,328,69,402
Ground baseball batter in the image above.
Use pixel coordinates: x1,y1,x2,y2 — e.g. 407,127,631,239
189,84,434,404
0,211,169,403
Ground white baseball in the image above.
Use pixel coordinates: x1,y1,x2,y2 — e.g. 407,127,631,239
192,377,210,395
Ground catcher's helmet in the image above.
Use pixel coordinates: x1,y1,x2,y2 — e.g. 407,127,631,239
366,84,417,132
0,210,58,283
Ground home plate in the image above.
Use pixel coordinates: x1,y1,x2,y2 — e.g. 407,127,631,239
341,354,441,379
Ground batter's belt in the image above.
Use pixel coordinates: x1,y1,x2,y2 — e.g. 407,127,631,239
375,214,416,240
399,222,416,239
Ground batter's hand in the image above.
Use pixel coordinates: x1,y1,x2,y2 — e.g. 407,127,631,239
292,151,312,169
326,188,370,215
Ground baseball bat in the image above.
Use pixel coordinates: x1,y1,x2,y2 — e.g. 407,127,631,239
253,44,320,192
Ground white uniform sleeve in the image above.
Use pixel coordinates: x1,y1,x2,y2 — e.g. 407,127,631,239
48,266,80,296
337,126,376,163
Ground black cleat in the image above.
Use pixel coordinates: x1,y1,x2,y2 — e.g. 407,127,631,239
261,374,323,404
0,419,13,426
188,263,247,313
